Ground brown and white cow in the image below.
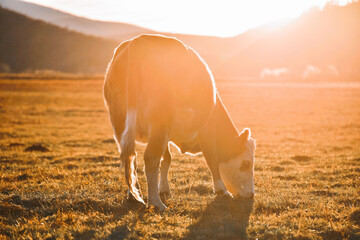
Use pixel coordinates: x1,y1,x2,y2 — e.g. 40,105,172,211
104,34,255,210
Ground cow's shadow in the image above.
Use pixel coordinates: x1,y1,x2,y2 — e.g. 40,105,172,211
106,195,253,239
184,196,254,239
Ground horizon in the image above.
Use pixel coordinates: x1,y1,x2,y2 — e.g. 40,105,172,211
21,0,354,37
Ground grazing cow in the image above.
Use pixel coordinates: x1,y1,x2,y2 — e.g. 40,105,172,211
104,34,256,210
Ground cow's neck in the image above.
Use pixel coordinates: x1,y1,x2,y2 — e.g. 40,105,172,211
213,95,239,160
198,94,239,163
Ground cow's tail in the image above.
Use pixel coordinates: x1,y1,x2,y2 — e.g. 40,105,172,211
118,41,144,204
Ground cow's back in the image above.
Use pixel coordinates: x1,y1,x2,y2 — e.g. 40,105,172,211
104,34,216,145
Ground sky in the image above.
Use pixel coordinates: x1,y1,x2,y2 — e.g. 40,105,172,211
23,0,353,37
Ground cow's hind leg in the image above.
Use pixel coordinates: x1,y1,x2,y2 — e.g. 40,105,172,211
144,126,169,211
125,153,143,203
107,107,143,204
120,109,145,205
159,145,172,200
121,151,145,204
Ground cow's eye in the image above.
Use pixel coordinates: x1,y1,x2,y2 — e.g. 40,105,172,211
239,160,250,171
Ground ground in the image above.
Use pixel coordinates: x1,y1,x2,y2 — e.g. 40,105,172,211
0,78,359,239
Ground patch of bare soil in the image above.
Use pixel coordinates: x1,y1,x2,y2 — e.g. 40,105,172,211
291,155,312,162
24,143,49,152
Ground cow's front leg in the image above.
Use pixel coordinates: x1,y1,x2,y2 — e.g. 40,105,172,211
159,145,172,200
197,120,232,198
144,126,169,211
208,162,233,197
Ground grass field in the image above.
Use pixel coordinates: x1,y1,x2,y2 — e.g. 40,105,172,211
0,78,359,239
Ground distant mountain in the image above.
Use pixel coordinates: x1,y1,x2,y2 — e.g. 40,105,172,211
0,0,153,41
0,0,291,76
0,0,229,72
218,2,360,81
0,7,117,73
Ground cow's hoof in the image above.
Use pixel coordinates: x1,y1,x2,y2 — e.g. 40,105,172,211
160,191,171,202
148,202,167,212
215,190,233,199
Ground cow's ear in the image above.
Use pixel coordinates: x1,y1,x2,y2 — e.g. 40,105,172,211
237,128,250,147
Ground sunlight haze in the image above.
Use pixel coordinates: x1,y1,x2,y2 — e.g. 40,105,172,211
23,0,353,36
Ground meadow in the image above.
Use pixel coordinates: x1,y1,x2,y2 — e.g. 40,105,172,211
0,78,359,239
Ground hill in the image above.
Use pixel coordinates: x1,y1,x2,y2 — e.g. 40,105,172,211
218,2,360,81
0,0,230,73
0,7,118,73
0,0,153,41
0,4,233,75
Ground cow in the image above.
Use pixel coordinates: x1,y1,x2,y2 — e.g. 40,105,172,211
103,34,256,210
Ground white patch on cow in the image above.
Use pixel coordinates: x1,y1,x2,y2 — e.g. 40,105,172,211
113,134,121,151
219,138,256,198
120,109,137,149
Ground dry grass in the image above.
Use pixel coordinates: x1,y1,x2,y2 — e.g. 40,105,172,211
0,78,359,239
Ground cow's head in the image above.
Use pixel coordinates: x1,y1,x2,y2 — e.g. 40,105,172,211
219,128,256,198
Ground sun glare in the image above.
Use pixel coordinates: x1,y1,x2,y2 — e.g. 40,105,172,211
22,0,355,36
